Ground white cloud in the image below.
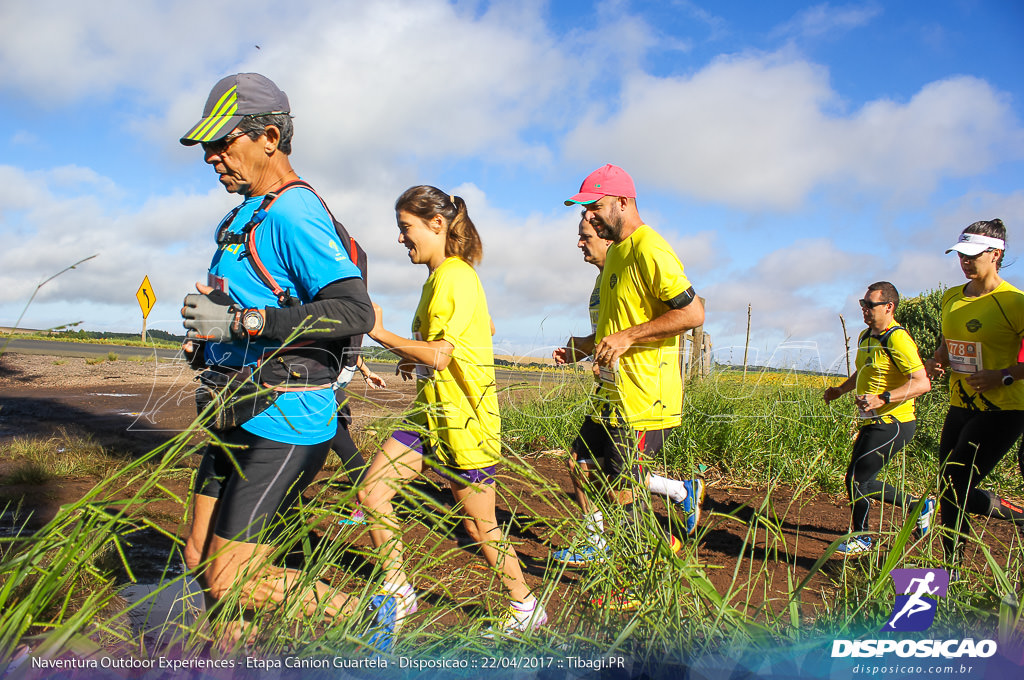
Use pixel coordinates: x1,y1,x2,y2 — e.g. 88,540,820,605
564,52,1024,210
774,2,882,40
0,0,266,103
0,165,232,329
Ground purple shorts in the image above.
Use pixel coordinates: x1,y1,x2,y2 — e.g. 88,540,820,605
390,429,498,486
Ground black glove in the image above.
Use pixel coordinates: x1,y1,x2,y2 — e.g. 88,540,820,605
182,289,240,341
182,339,208,370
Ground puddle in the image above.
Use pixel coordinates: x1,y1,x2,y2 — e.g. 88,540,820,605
115,526,204,642
122,576,205,643
88,393,142,398
0,509,33,539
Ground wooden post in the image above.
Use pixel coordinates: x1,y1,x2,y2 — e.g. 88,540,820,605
839,313,851,376
742,303,751,382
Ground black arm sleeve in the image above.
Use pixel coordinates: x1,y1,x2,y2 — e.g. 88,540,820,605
664,286,696,310
261,277,373,342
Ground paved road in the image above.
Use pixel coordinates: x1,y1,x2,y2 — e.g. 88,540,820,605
0,338,568,387
1,338,181,361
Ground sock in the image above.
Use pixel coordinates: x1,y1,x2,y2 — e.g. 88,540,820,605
584,511,606,549
511,596,537,613
648,474,688,503
382,580,415,598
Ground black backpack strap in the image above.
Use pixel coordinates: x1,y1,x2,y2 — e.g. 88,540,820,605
861,325,907,366
877,325,913,367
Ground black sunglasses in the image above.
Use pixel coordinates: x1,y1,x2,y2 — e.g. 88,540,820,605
859,299,889,309
200,129,251,154
956,248,994,261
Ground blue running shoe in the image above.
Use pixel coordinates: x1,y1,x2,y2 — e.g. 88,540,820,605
363,594,398,652
836,536,872,556
676,479,705,536
551,544,607,567
915,498,936,539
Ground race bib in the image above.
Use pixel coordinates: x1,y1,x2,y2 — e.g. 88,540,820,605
208,273,229,294
946,339,982,374
856,401,877,420
597,359,619,385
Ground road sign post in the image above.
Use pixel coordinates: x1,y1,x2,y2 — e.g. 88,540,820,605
136,276,156,342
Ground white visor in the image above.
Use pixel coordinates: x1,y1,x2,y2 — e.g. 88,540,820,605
945,232,1005,256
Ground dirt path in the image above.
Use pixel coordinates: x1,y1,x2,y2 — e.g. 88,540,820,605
1,351,1019,631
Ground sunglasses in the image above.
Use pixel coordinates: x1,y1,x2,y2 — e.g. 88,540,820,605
859,299,889,309
200,129,251,155
956,249,993,261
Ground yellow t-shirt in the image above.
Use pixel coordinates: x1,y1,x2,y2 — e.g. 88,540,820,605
591,225,692,430
941,280,1024,411
409,257,501,469
588,273,601,334
854,321,924,424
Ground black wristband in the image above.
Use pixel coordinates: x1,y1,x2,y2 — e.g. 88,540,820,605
880,391,891,404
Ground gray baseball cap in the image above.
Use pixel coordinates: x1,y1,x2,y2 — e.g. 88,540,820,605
180,73,290,146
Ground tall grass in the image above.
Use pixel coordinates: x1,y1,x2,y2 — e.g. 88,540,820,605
0,365,1020,672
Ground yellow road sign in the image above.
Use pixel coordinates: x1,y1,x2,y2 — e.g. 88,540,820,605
136,276,156,319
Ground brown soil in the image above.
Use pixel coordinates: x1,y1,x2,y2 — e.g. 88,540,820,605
1,351,1019,635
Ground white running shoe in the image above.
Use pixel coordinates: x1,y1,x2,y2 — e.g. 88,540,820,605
483,599,548,638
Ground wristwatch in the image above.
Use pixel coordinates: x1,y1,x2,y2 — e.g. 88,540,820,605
240,309,265,338
880,391,892,404
1001,368,1015,387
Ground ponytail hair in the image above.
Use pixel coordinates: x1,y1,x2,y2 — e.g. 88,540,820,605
395,185,483,266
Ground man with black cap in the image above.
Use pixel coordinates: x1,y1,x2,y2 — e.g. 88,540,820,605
552,165,706,604
178,72,393,647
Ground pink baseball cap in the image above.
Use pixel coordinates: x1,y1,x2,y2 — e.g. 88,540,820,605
564,164,636,205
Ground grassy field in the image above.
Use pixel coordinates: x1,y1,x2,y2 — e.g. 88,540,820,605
0,367,1021,671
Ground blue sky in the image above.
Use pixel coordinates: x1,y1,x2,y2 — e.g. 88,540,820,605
1,1,1022,370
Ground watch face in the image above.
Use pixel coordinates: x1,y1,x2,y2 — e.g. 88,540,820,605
243,311,262,332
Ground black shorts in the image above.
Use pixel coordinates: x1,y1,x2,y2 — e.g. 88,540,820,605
572,418,669,477
195,429,331,543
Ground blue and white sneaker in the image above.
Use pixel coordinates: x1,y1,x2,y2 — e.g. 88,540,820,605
836,536,872,556
675,478,705,536
915,498,936,539
363,594,398,652
551,544,607,567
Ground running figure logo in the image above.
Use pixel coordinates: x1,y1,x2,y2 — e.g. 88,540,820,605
884,568,949,632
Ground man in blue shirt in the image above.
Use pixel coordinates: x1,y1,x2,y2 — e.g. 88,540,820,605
179,73,393,648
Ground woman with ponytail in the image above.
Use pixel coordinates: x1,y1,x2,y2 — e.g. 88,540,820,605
359,186,547,637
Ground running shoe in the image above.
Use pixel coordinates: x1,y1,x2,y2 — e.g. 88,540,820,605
674,478,705,536
338,506,367,526
588,588,640,612
836,536,872,556
482,600,549,638
914,498,935,539
551,543,607,567
669,533,683,556
362,594,398,652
